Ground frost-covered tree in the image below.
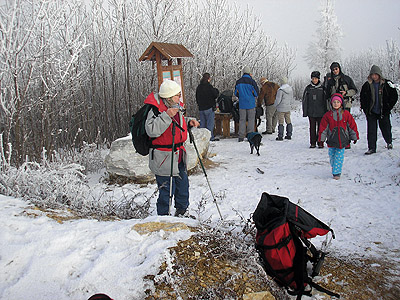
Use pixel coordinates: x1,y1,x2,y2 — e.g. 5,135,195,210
1,0,295,166
0,0,87,165
344,39,400,88
304,0,342,73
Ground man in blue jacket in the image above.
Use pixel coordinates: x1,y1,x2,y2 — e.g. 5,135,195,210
235,66,259,142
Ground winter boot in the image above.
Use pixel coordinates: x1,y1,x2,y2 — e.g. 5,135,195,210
276,124,284,141
284,123,293,140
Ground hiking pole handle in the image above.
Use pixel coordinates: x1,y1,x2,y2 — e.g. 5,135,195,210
188,126,194,143
171,118,185,132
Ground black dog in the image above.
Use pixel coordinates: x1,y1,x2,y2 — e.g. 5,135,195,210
246,132,262,156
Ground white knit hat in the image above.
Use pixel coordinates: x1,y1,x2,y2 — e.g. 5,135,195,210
159,80,181,98
242,66,251,74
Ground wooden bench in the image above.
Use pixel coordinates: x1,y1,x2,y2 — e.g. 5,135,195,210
214,113,232,138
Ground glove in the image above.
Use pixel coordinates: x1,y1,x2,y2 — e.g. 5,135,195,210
353,140,357,144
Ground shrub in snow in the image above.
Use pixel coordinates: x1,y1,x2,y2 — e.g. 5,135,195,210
0,139,154,219
55,141,107,174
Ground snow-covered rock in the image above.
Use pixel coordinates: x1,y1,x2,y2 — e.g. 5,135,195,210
105,127,211,181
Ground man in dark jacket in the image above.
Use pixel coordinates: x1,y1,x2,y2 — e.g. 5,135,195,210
196,73,219,141
302,71,327,148
326,62,357,113
360,65,398,154
235,66,259,142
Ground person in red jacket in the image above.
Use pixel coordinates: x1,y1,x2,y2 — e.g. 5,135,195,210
318,93,359,180
145,80,199,216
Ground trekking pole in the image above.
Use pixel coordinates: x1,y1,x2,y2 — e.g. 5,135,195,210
188,128,223,220
168,121,176,216
168,119,185,216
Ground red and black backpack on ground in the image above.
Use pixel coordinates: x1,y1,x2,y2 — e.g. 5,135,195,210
253,192,340,299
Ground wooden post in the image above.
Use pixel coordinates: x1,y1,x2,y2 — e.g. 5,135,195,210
139,42,193,105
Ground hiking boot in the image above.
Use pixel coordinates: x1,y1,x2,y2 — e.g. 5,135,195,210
175,210,195,219
310,144,316,148
387,143,393,150
238,138,244,142
333,174,341,180
364,149,376,155
286,124,293,140
262,131,272,135
276,137,283,141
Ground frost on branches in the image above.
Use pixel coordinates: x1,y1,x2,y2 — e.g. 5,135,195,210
304,0,343,72
0,136,154,219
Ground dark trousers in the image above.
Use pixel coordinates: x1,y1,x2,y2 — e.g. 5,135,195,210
155,161,189,215
199,108,215,140
366,113,392,151
308,117,322,146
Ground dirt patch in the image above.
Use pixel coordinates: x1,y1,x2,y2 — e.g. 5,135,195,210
319,256,400,300
21,206,119,223
187,156,220,177
144,226,288,300
144,226,400,300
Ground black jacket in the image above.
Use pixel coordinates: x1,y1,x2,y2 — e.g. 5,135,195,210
302,81,327,118
360,78,398,116
196,82,219,111
326,73,357,100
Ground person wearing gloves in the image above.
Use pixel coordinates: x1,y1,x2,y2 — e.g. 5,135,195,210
360,65,398,155
144,79,200,217
302,71,327,148
325,62,357,113
274,77,293,141
318,93,359,180
234,66,259,142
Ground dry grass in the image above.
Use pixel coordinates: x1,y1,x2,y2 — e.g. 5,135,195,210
145,227,400,300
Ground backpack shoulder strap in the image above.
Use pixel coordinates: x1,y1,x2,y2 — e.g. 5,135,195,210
150,104,160,116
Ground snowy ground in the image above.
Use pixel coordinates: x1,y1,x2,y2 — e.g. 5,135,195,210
1,102,399,300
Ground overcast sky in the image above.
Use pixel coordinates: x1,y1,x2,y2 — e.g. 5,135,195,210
228,0,400,77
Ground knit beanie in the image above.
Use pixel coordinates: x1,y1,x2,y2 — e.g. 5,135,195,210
369,65,383,78
331,93,343,104
330,62,341,72
311,71,320,79
242,66,251,74
159,79,181,98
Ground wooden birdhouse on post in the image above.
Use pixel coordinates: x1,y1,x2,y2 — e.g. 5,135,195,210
139,42,193,105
